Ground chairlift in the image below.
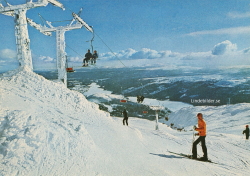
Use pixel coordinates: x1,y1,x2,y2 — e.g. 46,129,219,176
120,86,128,103
120,99,127,103
137,82,147,103
66,56,75,72
137,95,145,103
66,67,74,72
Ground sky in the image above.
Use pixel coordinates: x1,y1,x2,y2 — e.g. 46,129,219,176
0,0,250,71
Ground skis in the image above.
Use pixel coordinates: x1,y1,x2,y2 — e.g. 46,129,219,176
168,151,216,164
82,63,96,67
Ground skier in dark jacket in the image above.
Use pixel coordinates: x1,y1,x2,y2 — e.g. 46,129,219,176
122,109,128,126
83,49,92,66
243,125,249,139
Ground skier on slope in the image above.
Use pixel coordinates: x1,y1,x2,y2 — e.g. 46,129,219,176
243,125,249,140
122,109,128,126
192,113,208,161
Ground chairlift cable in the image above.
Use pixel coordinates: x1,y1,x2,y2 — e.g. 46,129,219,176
50,20,73,23
38,13,47,26
94,32,126,67
38,14,73,24
94,31,163,109
65,44,84,58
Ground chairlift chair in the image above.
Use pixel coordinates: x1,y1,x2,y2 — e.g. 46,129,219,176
66,56,74,72
66,67,74,72
120,86,127,103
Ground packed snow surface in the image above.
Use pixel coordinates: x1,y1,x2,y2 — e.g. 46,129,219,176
0,67,249,176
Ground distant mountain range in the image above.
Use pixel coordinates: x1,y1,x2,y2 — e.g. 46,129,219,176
36,66,250,118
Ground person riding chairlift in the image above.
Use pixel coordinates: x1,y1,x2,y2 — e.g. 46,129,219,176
91,50,98,64
137,95,145,103
83,49,92,66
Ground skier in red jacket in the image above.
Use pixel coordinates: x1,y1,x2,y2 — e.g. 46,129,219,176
192,113,208,161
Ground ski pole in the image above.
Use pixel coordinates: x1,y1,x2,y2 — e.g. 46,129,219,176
189,126,195,156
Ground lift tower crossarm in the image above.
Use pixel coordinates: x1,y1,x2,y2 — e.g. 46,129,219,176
41,23,83,32
0,0,64,12
47,0,64,10
0,0,64,70
0,1,47,13
27,18,52,36
72,12,93,33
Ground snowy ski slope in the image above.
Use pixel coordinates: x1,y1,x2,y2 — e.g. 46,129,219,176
0,67,249,176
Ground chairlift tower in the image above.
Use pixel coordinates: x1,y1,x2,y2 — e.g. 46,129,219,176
37,12,93,86
150,106,164,130
0,0,64,70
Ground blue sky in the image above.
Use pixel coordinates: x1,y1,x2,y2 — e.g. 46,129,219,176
0,0,250,71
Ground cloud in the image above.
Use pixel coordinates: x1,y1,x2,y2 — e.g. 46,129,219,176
117,48,137,59
212,40,237,55
243,47,250,54
130,48,161,59
68,56,82,62
181,51,211,60
101,48,136,60
0,49,16,59
38,56,55,62
101,43,239,62
2,40,250,71
98,40,250,69
0,49,18,71
187,26,250,36
227,12,250,19
34,55,89,67
101,48,176,61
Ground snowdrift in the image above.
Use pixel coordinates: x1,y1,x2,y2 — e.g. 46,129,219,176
0,67,250,176
0,67,111,175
